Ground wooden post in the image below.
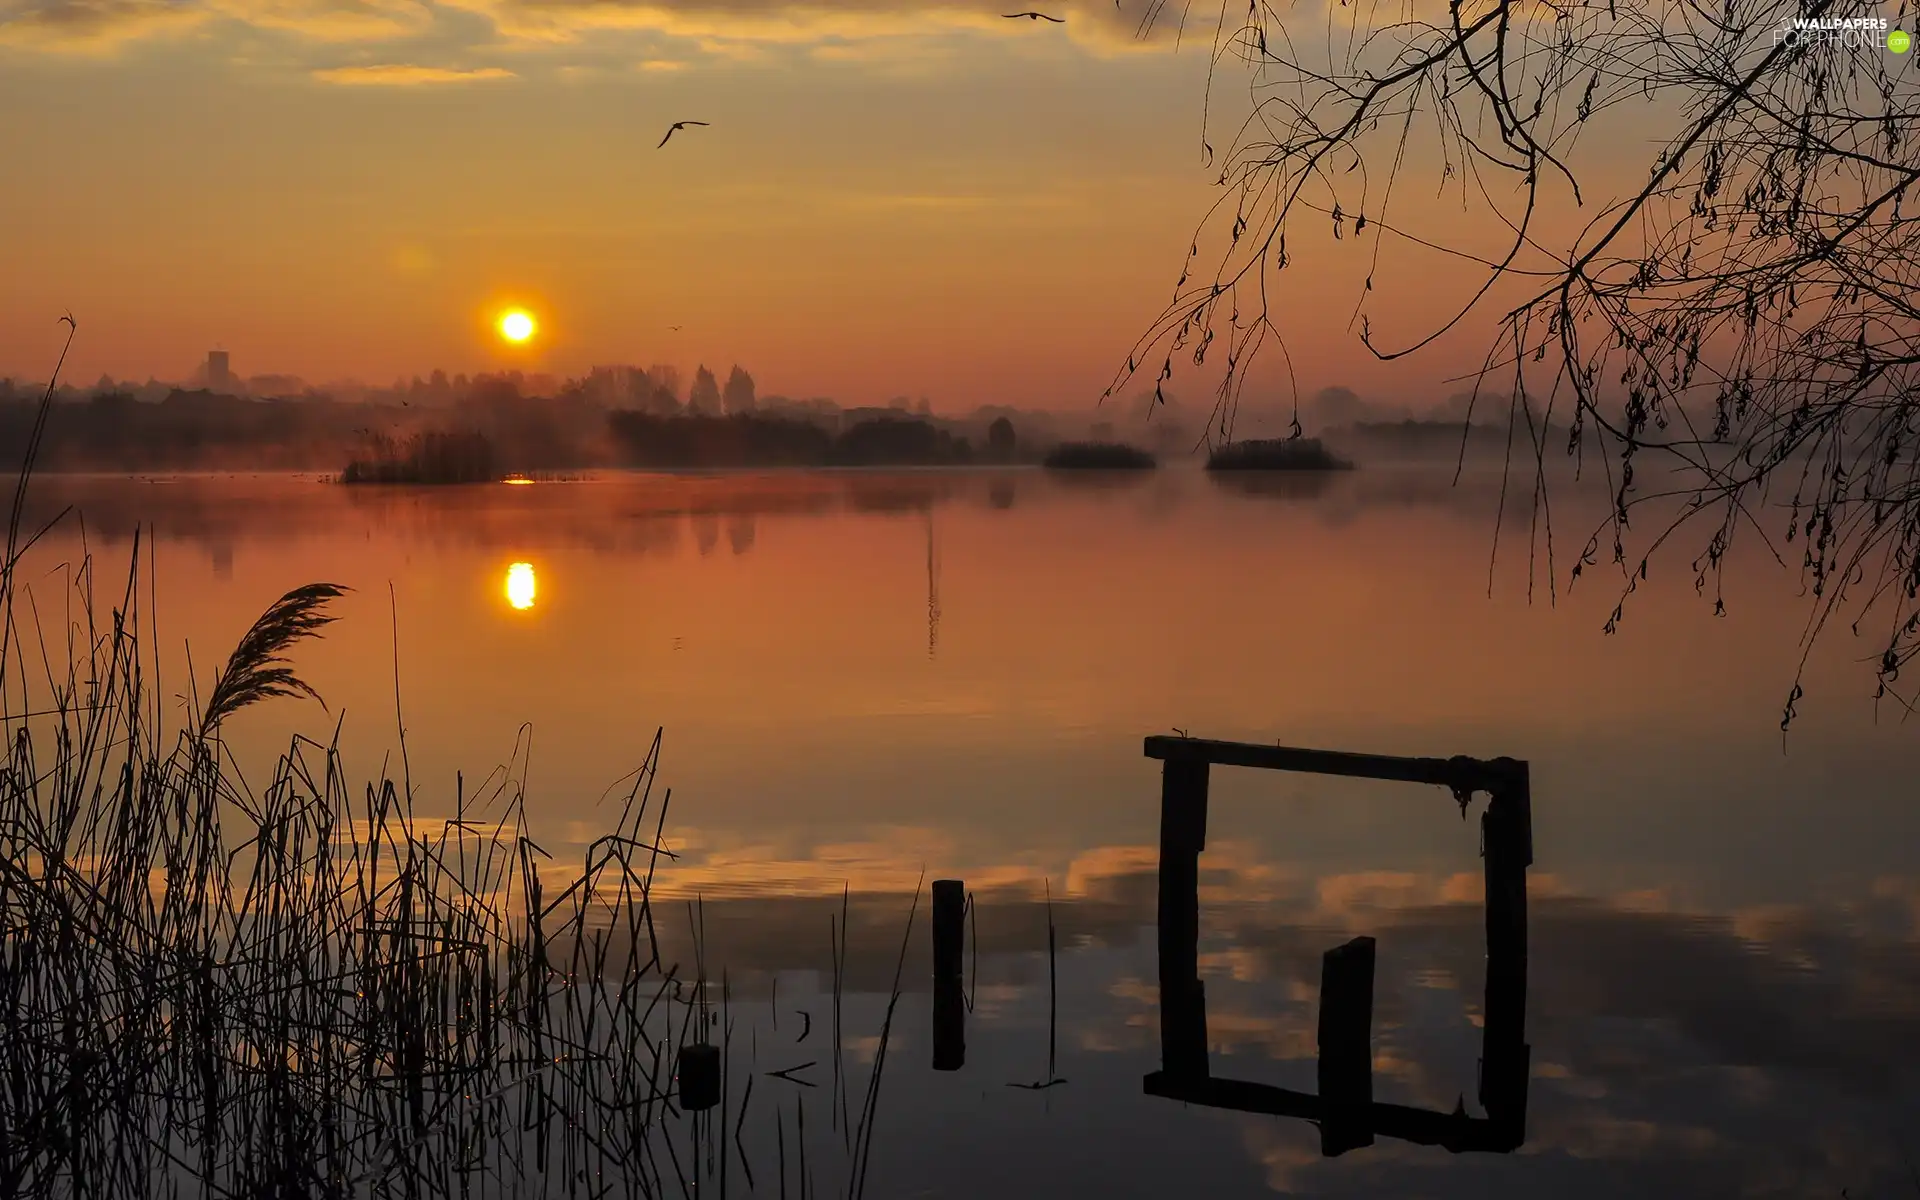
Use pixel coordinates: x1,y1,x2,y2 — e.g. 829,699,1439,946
932,880,965,984
1158,758,1209,1081
933,976,966,1071
1478,763,1530,1149
1317,936,1376,1156
932,879,966,1071
678,1043,721,1112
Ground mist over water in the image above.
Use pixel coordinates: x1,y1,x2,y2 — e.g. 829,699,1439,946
16,464,1920,1196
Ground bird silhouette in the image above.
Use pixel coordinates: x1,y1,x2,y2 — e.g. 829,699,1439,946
657,120,710,148
1003,10,1065,20
668,325,683,332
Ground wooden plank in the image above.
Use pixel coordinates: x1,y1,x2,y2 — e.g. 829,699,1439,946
1142,736,1523,796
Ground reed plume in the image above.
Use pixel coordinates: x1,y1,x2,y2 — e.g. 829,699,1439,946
197,582,349,737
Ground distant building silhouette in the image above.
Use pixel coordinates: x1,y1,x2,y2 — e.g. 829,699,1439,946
206,350,233,392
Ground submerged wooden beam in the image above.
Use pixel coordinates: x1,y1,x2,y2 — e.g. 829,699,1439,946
1141,1073,1523,1154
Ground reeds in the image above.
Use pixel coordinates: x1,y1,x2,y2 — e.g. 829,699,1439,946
0,574,688,1196
0,338,905,1199
342,430,501,484
1041,442,1157,470
1204,437,1353,471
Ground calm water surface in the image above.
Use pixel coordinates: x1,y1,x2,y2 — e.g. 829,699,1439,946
22,466,1920,1197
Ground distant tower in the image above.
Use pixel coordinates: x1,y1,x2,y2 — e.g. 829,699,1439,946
206,350,232,391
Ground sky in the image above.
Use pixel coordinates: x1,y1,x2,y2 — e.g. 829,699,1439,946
0,0,1642,411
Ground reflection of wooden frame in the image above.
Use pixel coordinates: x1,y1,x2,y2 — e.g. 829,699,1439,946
1140,736,1532,1156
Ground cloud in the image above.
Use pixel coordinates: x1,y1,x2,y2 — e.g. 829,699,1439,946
0,0,429,51
208,0,430,40
1,0,1175,60
430,0,1157,51
310,62,516,83
0,0,208,54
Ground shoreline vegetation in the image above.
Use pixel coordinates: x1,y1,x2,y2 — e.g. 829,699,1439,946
1042,441,1157,470
341,429,500,483
1206,437,1354,472
0,349,914,1196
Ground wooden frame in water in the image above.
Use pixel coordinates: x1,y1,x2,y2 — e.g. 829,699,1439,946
1139,735,1532,1156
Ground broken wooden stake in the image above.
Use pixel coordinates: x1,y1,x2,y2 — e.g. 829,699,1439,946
678,1043,720,1112
931,878,967,1071
1317,935,1376,1156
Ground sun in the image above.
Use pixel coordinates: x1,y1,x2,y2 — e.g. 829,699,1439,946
498,310,536,344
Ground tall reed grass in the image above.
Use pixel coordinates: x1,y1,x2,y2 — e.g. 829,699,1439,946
0,328,904,1199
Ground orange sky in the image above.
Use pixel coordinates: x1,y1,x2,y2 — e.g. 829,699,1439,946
0,0,1648,409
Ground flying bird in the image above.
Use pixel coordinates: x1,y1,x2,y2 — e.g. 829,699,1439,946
657,120,709,148
668,325,683,331
1003,10,1065,20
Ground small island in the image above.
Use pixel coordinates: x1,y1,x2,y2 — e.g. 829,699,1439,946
341,430,502,484
1205,437,1353,472
1042,441,1158,470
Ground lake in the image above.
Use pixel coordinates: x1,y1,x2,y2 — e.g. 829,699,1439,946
15,464,1920,1197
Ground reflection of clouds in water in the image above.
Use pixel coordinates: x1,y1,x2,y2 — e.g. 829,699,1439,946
1185,889,1920,1195
608,838,1920,1195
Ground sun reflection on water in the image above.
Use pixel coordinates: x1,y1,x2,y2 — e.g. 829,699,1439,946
505,562,536,610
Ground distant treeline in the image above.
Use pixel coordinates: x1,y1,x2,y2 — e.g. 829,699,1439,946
0,387,607,474
0,385,1084,473
4,376,1589,476
338,413,985,481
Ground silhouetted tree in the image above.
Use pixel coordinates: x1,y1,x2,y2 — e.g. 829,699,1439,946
647,364,682,415
689,366,721,416
988,416,1017,460
1120,1,1919,720
723,365,756,414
